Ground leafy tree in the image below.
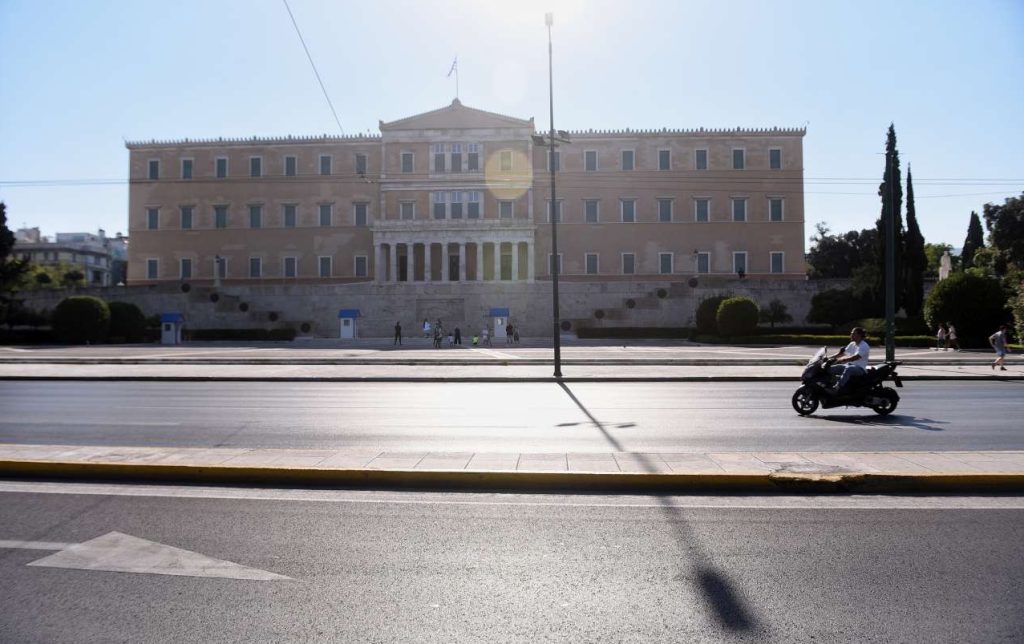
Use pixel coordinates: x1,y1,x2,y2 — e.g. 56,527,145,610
903,166,926,316
923,272,1007,347
52,296,110,344
716,297,759,337
924,243,954,278
806,223,878,279
961,211,985,270
61,269,85,288
874,124,905,312
759,299,793,328
0,202,30,326
982,193,1024,273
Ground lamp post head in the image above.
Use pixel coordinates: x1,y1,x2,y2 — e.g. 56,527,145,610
545,12,553,27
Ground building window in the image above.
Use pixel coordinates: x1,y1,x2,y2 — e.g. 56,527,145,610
318,256,332,278
546,200,562,223
148,160,159,180
659,252,673,275
179,258,192,279
285,156,297,177
658,149,670,171
283,204,297,228
446,192,462,219
467,191,481,218
548,253,562,275
146,208,159,230
401,152,414,174
547,149,560,172
250,157,262,177
622,253,635,275
319,155,332,176
319,204,332,227
181,159,193,180
355,153,368,175
249,205,262,229
354,255,368,277
214,205,228,229
770,148,782,170
584,150,598,172
400,201,415,220
433,192,447,219
769,198,784,222
499,200,514,219
180,206,193,230
695,149,708,170
354,202,368,227
450,144,462,173
467,144,480,172
621,149,635,171
584,199,599,223
500,150,513,172
433,144,446,172
657,198,673,223
732,198,747,222
146,258,158,279
733,251,748,275
696,252,710,274
283,256,297,278
585,253,599,275
620,199,636,223
249,257,262,278
732,149,745,170
215,157,228,178
770,251,785,274
695,198,710,222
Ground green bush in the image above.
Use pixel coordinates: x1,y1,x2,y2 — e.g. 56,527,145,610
107,301,147,342
695,334,935,348
808,288,872,327
846,317,929,336
52,296,110,344
695,294,731,335
716,297,759,337
924,273,1008,347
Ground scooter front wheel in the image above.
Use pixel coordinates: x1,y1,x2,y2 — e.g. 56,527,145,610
792,385,819,416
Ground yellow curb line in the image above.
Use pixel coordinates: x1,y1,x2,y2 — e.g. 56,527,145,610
2,460,1024,493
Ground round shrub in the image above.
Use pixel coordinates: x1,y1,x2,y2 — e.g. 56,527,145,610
53,296,110,344
924,272,1007,347
107,301,147,342
695,294,731,335
716,297,759,337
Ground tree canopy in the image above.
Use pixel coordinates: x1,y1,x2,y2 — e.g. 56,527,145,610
806,223,878,279
982,193,1024,274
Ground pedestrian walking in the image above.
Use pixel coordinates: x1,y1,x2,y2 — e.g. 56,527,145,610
947,323,960,351
506,323,514,345
935,324,947,351
433,325,442,349
393,321,402,346
422,318,431,338
989,324,1010,371
514,326,520,344
481,327,491,346
454,327,462,345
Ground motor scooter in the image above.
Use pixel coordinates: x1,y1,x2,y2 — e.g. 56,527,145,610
792,347,903,416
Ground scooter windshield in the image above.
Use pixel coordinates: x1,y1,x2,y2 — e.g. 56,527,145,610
806,347,826,366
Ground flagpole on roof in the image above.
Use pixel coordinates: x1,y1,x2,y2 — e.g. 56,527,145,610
447,56,459,99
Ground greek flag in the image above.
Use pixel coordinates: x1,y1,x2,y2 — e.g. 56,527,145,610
447,57,458,78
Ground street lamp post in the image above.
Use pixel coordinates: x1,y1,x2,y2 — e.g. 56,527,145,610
544,12,564,378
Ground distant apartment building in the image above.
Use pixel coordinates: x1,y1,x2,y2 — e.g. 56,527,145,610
14,228,120,286
126,99,805,287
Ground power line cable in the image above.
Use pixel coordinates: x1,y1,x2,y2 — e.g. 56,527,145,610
282,0,345,135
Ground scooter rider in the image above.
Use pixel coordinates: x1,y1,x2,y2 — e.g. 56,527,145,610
827,327,870,394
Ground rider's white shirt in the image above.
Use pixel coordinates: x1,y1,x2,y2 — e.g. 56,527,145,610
843,340,870,369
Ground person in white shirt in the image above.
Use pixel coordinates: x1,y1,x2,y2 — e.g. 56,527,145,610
828,327,870,393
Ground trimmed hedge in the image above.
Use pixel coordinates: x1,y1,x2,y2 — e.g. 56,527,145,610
108,301,147,343
187,328,297,341
695,294,731,335
716,297,759,337
52,296,110,344
695,334,937,348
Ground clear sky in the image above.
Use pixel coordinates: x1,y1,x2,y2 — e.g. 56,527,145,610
1,0,1021,250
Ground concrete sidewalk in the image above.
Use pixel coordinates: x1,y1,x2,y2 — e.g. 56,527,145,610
2,443,1023,493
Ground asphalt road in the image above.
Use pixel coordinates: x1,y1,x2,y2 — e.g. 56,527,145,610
1,380,1022,452
0,483,1021,643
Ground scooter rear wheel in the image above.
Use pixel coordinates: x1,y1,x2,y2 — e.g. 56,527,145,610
870,387,899,416
792,385,819,416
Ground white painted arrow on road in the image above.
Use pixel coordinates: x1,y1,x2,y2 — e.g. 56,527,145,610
0,531,291,581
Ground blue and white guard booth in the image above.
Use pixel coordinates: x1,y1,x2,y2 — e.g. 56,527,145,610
160,313,184,345
487,307,509,339
338,309,361,339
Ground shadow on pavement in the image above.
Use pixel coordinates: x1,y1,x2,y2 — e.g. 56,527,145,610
817,414,947,432
557,381,762,635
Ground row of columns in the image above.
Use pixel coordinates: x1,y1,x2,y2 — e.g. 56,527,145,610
374,241,534,283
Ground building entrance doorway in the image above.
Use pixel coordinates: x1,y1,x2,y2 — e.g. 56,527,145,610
448,254,459,281
398,255,408,281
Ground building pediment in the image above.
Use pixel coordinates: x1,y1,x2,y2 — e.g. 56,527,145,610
380,99,533,132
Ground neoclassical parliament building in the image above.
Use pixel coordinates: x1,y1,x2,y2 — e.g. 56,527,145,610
126,100,807,335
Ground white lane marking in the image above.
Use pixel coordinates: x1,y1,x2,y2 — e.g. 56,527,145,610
3,531,290,580
0,420,181,426
472,348,520,359
0,540,74,550
1,481,1022,510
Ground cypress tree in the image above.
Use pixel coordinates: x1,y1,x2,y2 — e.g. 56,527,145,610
903,165,926,316
874,124,905,312
961,211,985,269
